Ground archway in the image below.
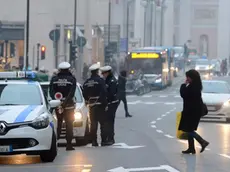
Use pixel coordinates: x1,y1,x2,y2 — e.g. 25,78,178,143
199,34,209,57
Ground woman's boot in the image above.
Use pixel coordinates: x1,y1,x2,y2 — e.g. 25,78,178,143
182,136,196,154
193,133,209,153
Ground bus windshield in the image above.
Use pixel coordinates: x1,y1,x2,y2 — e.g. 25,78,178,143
130,58,162,74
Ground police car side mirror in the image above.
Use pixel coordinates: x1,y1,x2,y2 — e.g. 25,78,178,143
49,100,61,108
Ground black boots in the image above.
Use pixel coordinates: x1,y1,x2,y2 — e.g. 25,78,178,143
126,113,132,118
182,132,209,154
182,137,196,154
66,144,75,151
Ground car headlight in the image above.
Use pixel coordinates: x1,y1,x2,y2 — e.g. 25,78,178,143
223,100,230,106
74,112,82,120
208,66,213,69
155,78,162,83
195,67,199,70
30,114,49,129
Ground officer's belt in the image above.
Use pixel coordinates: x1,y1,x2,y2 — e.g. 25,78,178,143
108,100,119,104
64,106,75,109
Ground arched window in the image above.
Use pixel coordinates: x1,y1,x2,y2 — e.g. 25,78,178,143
199,34,209,57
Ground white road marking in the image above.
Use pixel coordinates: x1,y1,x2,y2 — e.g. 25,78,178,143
157,118,161,120
142,95,152,98
219,154,230,159
145,102,156,104
178,140,187,144
174,95,181,98
159,95,168,98
151,125,156,128
151,121,156,124
162,114,166,117
127,95,136,98
166,112,170,114
165,134,174,138
127,100,141,104
164,102,176,105
156,130,163,133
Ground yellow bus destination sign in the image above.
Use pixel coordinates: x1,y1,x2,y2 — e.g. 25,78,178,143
131,52,159,58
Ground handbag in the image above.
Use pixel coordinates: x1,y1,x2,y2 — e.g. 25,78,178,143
202,103,208,117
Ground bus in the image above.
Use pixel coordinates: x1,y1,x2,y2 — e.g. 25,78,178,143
126,47,171,89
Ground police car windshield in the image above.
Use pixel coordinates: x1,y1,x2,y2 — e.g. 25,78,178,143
0,84,42,105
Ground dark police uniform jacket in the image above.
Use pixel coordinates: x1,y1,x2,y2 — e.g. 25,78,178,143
105,74,118,104
49,71,76,108
83,74,108,107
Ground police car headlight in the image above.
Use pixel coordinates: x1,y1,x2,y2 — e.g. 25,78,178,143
30,114,49,129
223,100,230,106
155,78,162,83
74,112,82,120
195,66,199,70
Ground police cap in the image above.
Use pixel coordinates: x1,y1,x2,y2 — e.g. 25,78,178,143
89,63,100,71
100,66,112,73
58,62,71,69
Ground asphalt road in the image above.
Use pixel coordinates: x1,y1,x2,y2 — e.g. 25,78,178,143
1,74,230,171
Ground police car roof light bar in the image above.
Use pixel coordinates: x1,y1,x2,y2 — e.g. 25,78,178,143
0,71,36,79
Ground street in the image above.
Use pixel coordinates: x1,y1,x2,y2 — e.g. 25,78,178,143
1,74,230,172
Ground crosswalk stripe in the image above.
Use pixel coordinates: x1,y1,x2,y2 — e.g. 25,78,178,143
126,101,182,105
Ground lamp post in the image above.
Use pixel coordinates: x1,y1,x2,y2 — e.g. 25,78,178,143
25,0,30,69
160,0,166,46
126,0,133,54
108,0,111,45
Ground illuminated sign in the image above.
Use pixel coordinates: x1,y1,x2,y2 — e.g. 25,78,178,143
131,53,159,58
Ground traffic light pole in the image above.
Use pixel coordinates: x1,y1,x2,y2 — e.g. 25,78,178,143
5,40,8,63
25,0,30,70
108,0,111,45
36,43,40,69
72,0,77,69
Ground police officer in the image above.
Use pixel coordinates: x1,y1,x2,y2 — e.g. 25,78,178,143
49,62,76,151
82,63,109,146
100,66,119,144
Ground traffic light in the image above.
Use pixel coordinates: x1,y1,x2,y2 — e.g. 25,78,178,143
0,43,3,57
105,45,113,64
41,45,46,60
69,41,78,61
10,43,15,57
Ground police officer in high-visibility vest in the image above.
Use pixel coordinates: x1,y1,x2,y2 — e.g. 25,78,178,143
100,65,119,144
82,63,109,146
49,62,76,151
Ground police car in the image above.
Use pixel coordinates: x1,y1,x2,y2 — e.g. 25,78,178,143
40,82,90,146
0,71,61,162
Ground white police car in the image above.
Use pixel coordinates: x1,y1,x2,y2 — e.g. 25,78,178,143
40,82,90,146
0,71,61,162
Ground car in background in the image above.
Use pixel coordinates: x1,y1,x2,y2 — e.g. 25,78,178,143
40,82,90,146
0,71,61,162
202,80,230,122
187,55,200,66
144,74,163,90
210,59,221,76
195,59,212,78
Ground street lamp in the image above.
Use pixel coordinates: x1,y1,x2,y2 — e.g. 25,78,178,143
126,0,134,54
25,0,30,70
160,0,166,46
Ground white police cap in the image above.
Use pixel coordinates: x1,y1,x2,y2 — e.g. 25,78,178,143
89,63,100,71
100,66,112,72
58,62,71,69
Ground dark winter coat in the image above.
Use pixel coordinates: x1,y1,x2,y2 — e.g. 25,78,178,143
179,83,203,132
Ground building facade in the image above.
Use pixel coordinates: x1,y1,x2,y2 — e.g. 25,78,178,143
0,0,111,71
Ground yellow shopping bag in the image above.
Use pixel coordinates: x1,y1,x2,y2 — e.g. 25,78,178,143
176,112,188,140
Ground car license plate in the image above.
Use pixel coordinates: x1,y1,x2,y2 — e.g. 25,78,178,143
0,146,12,152
208,106,216,110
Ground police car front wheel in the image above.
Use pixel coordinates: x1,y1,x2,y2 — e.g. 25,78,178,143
40,132,57,162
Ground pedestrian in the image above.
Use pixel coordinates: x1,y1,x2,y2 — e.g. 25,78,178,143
49,62,76,151
82,63,110,146
179,69,209,154
118,70,132,117
100,65,119,145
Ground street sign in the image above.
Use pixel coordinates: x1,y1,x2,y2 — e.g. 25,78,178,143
108,165,180,172
49,29,60,42
76,36,87,47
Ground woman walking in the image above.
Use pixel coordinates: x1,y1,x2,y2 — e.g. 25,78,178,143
179,69,209,154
